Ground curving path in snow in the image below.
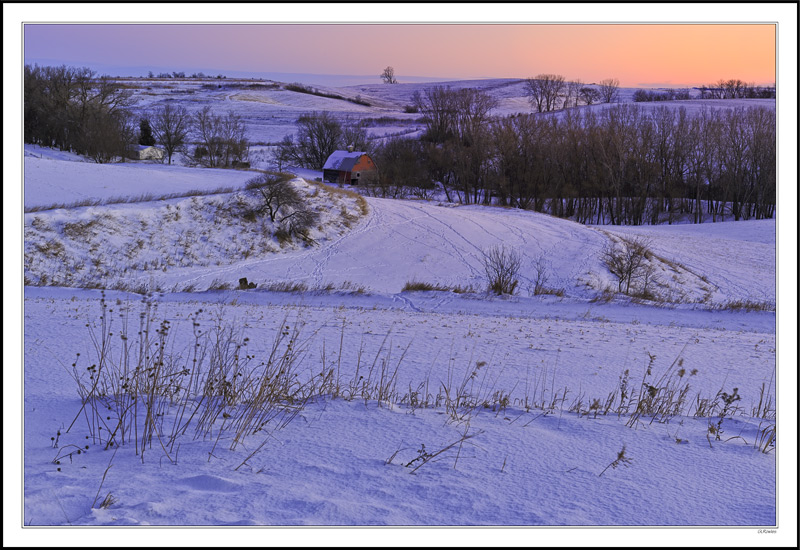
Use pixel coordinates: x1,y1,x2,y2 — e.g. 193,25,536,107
159,193,775,308
174,196,612,297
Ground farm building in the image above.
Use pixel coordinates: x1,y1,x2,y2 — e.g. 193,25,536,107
128,145,165,161
322,150,377,185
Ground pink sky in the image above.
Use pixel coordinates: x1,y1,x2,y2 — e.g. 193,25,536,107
24,23,775,86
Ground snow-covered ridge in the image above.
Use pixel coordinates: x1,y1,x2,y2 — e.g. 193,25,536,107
24,177,367,291
23,171,775,309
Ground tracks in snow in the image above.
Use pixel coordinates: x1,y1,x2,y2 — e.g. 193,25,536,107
171,196,611,298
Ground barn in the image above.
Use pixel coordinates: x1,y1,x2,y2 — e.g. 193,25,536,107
322,150,377,186
128,145,165,161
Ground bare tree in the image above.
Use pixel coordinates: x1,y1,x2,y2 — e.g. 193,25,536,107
525,74,566,112
530,255,551,295
453,87,498,142
275,113,369,170
525,77,546,113
579,86,601,105
192,107,248,167
281,208,319,239
564,79,583,109
277,112,343,169
245,173,319,241
193,106,223,167
219,110,249,167
341,119,371,153
542,74,566,110
372,136,432,198
82,108,136,163
441,88,499,204
380,66,398,84
152,104,190,164
413,86,458,143
411,86,498,203
271,139,294,172
296,111,342,168
714,78,747,99
598,78,620,103
245,173,314,224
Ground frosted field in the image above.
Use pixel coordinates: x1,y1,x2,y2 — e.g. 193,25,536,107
12,76,795,547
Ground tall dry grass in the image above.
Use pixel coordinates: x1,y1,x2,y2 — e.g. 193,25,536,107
62,295,776,471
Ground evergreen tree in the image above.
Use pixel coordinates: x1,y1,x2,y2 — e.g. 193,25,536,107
138,117,156,146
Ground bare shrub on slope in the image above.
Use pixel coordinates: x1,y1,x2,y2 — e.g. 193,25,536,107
245,173,319,240
482,245,522,296
602,235,656,296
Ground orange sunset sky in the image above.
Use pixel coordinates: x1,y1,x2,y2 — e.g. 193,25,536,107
24,23,776,87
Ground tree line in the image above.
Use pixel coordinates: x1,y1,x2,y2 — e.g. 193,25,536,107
367,87,775,224
524,75,621,112
24,64,137,163
699,79,775,100
146,70,227,79
25,64,248,166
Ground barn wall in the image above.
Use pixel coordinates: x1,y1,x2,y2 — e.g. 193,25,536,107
353,155,376,173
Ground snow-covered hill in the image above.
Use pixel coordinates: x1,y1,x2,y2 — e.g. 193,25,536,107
23,150,773,307
18,77,781,531
115,76,774,151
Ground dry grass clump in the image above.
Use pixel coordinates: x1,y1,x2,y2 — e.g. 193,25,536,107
63,219,100,240
569,348,701,426
336,281,369,295
402,281,478,294
34,238,66,258
590,287,617,303
260,280,369,295
754,423,776,454
598,445,633,477
712,299,775,312
207,279,233,291
400,425,484,474
262,281,309,293
751,368,776,421
533,287,565,297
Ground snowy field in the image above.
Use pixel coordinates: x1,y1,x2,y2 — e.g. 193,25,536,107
24,145,257,210
12,76,795,546
113,77,775,153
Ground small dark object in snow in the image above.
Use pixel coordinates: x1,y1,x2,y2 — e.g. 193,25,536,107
238,277,256,290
